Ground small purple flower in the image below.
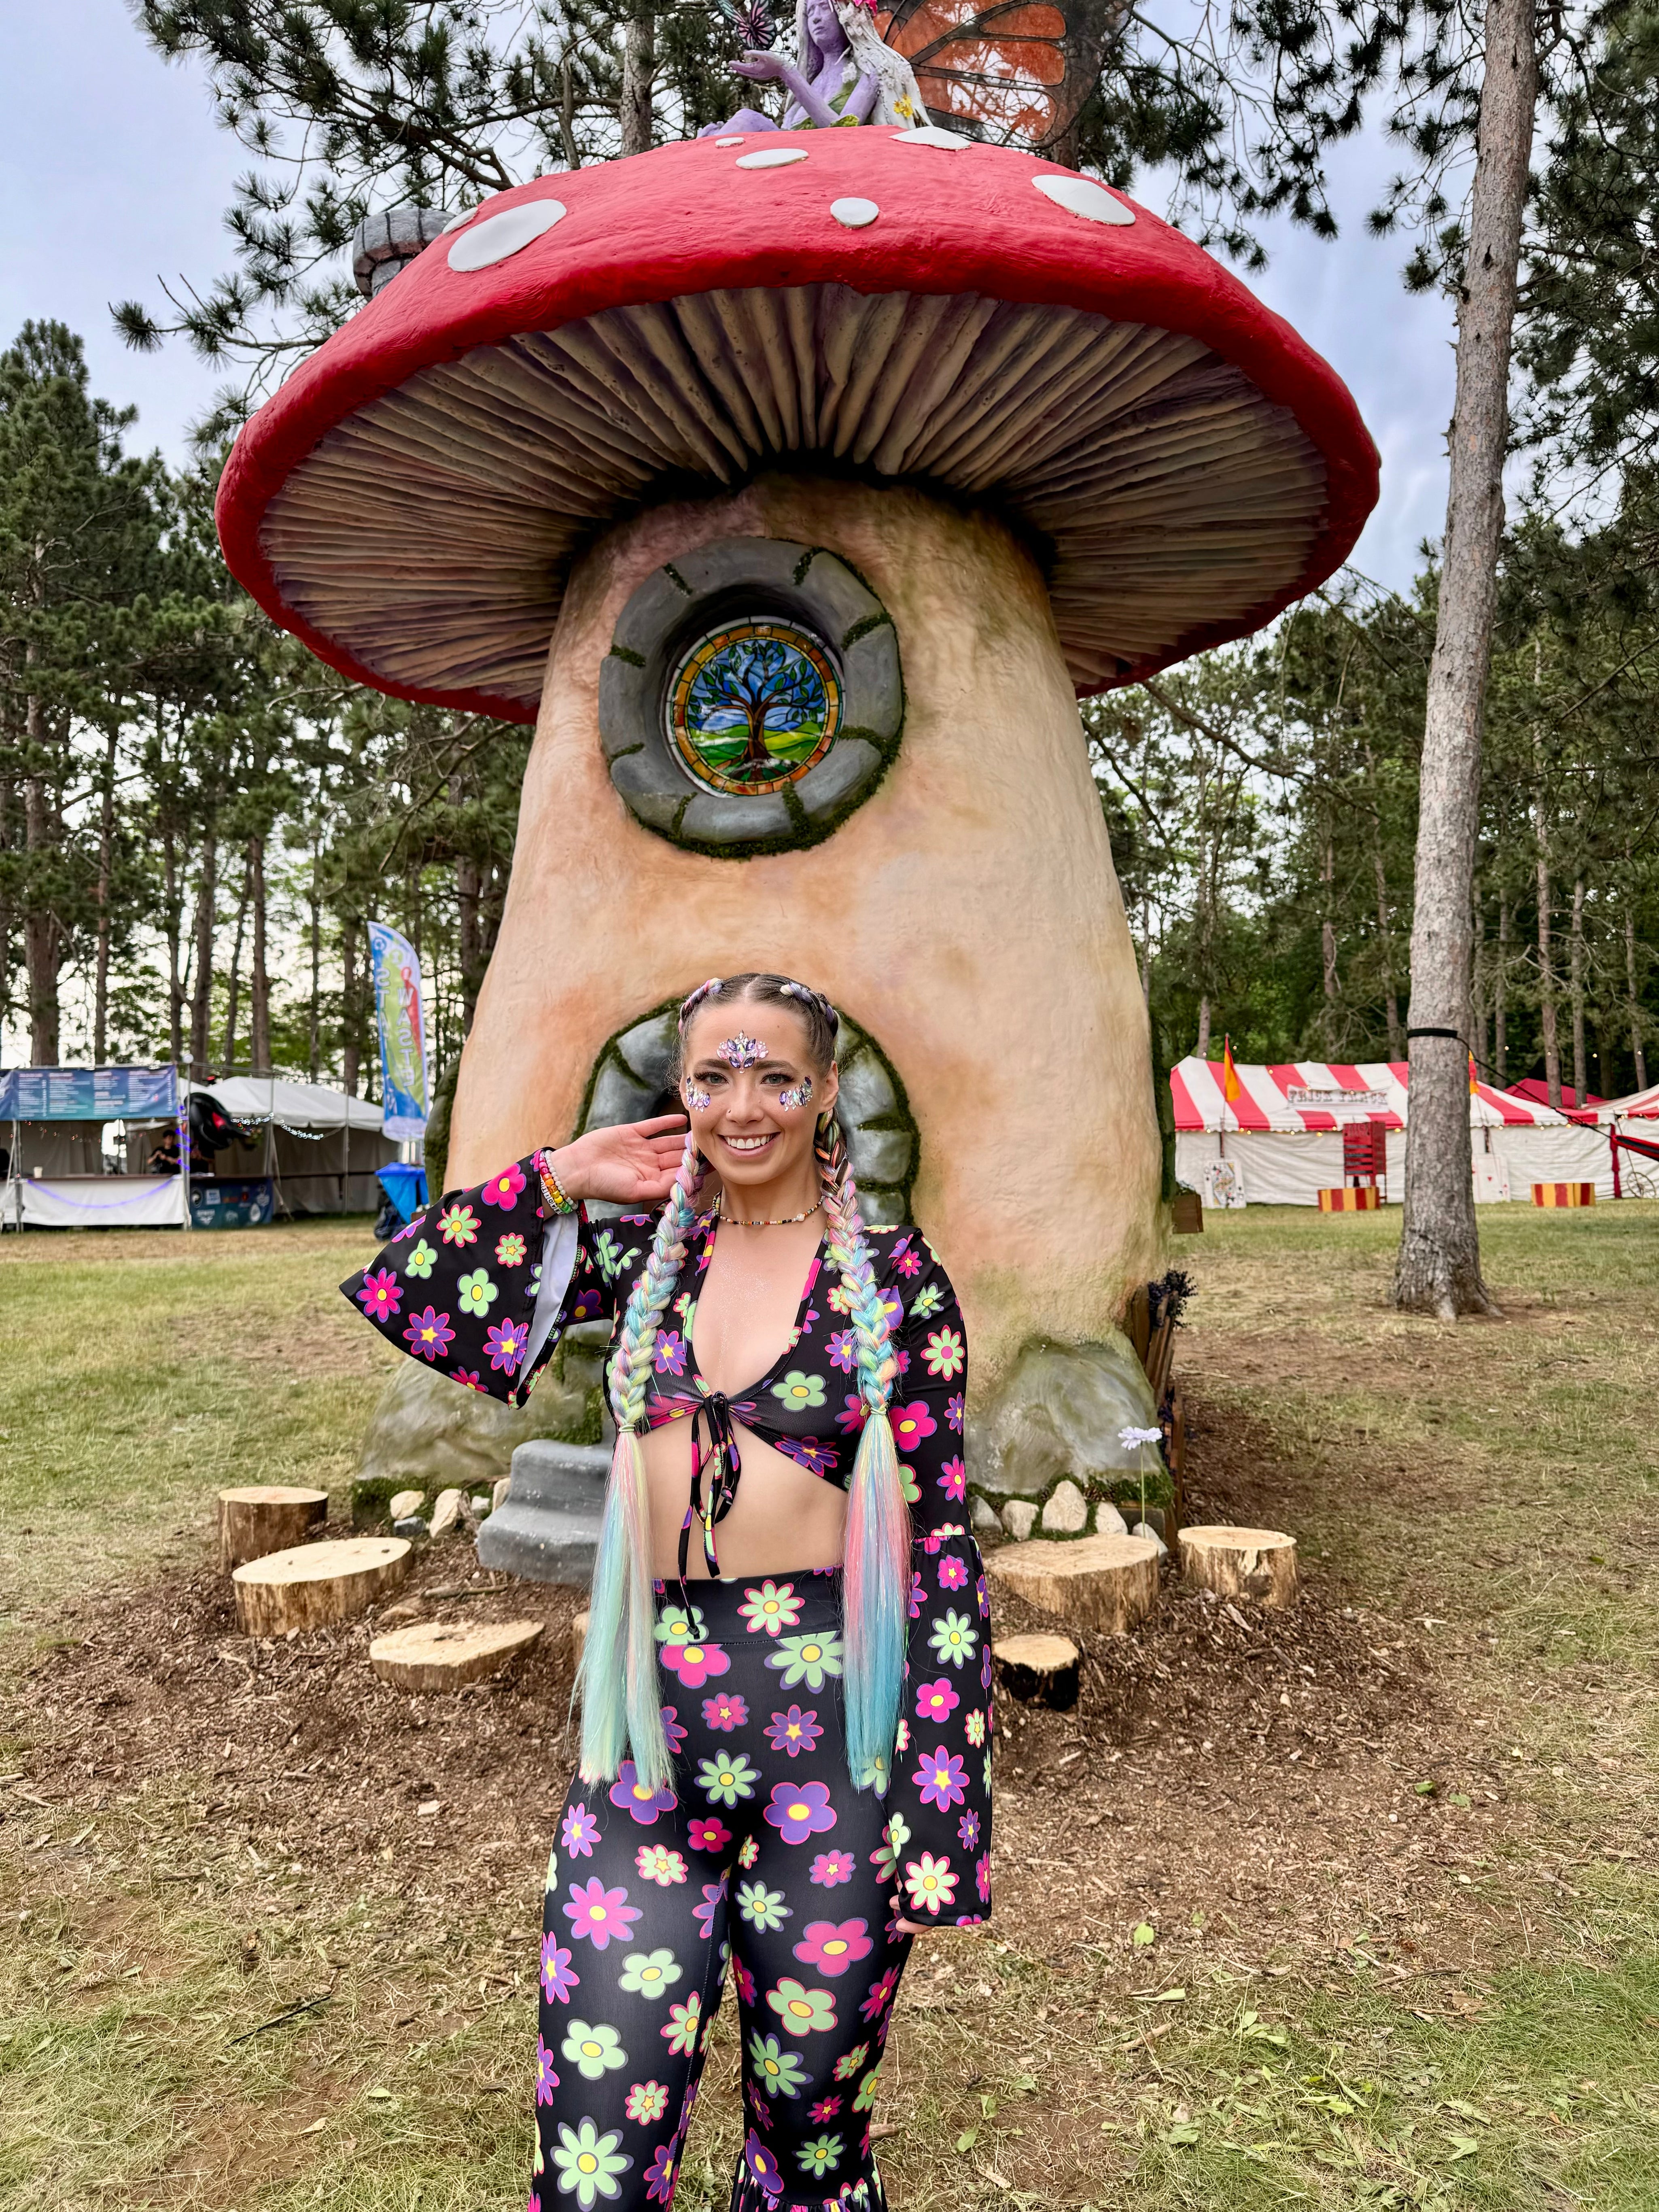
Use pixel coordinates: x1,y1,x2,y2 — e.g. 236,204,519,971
908,1571,925,1620
609,1758,679,1825
660,1704,689,1752
402,1305,454,1361
958,1809,980,1850
914,1747,968,1811
764,1778,837,1844
643,2143,676,2204
654,1329,687,1377
939,1555,969,1591
976,1573,991,1620
539,1934,579,2004
946,1392,965,1433
692,1876,728,1940
560,1801,600,1857
765,1705,823,1758
775,1435,837,1477
980,1645,995,1690
827,1328,857,1374
535,2035,559,2102
938,1455,967,1502
483,1316,529,1374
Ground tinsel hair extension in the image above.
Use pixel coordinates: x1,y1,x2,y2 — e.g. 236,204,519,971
575,1129,704,1790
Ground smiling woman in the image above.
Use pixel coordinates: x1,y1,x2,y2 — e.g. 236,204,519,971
341,968,989,2211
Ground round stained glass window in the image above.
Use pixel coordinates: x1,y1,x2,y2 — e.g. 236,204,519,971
666,618,842,796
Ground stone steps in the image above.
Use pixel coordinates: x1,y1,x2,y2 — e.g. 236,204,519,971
474,1437,611,1585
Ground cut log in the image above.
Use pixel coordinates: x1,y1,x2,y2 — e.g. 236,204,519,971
216,1486,328,1573
993,1632,1081,1709
986,1532,1160,1635
369,1618,543,1692
1177,1524,1298,1609
233,1537,410,1636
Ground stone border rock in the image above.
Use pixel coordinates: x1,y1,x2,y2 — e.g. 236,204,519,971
597,537,904,857
576,998,917,1227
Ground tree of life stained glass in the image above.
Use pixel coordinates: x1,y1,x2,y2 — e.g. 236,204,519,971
666,618,842,796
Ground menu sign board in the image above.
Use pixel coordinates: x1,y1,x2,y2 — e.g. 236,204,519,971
0,1066,178,1121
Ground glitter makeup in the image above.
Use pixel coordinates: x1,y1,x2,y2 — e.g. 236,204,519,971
683,1079,713,1111
716,1033,767,1069
776,1077,815,1111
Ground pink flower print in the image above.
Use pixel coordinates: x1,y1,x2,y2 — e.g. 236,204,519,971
938,1456,967,1503
692,1878,727,1940
890,1400,936,1454
914,1747,968,1811
914,1679,959,1725
734,1957,757,2007
958,1809,980,1850
437,1201,479,1246
402,1305,454,1361
827,1328,856,1374
764,1779,837,1844
908,1571,925,1620
946,1392,965,1433
539,1934,579,2004
809,1849,855,1887
859,1966,902,2023
810,2095,842,2122
609,1759,679,1825
976,1573,991,1620
977,1851,992,1902
793,1917,874,1978
702,1690,748,1732
450,1368,484,1392
535,2035,559,2103
687,1816,731,1854
835,1393,868,1434
480,1161,526,1208
893,1240,923,1277
660,1705,689,1753
765,1705,823,1758
938,1555,969,1592
560,1801,600,1857
653,1329,686,1376
660,1636,729,1690
643,2143,676,2204
743,2130,783,2204
357,1267,401,1321
562,1875,641,1950
483,1317,529,1374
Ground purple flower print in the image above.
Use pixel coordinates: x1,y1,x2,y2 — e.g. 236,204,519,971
357,1267,401,1321
643,2143,676,2204
539,1934,579,2004
660,1705,689,1753
859,1966,901,2023
484,1317,529,1374
743,2131,783,2203
827,1328,856,1374
775,1435,838,1477
976,1573,991,1620
609,1759,679,1825
908,1571,925,1620
914,1679,959,1725
938,1555,969,1592
938,1456,967,1503
746,2085,772,2130
976,1851,992,1903
654,1329,687,1377
687,1816,731,1854
764,1779,837,1843
702,1690,748,1732
562,1876,641,1950
946,1392,965,1433
793,1917,874,1978
480,1161,526,1208
692,1877,728,1940
810,1848,855,1887
560,1802,600,1857
980,1645,995,1690
571,1286,604,1322
659,1635,729,1691
958,1809,980,1850
534,2034,559,2103
765,1705,823,1758
835,1393,868,1434
914,1747,968,1811
402,1305,454,1361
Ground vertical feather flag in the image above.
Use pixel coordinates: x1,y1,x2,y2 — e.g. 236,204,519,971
1222,1036,1241,1103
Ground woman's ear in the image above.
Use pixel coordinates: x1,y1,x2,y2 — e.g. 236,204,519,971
817,1062,841,1118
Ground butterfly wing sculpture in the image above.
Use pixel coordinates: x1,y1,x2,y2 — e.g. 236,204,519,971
875,0,1117,146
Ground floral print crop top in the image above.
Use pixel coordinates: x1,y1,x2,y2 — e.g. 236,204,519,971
342,1155,993,1923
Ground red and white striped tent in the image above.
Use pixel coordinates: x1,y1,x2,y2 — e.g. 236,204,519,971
1171,1057,1612,1205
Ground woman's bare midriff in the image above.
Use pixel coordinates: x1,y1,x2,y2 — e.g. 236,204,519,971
641,1415,848,1581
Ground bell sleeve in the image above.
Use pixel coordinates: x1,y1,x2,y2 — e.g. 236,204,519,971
339,1154,627,1408
877,1231,992,1928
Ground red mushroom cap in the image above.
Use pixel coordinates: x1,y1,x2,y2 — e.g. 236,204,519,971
216,127,1379,721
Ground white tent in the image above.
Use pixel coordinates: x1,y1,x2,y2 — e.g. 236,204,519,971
1171,1057,1614,1206
182,1078,397,1216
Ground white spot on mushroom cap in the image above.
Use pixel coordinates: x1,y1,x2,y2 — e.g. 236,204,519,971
442,206,477,234
830,197,879,229
448,198,567,271
892,125,972,149
737,146,809,169
1033,174,1135,226
715,135,746,146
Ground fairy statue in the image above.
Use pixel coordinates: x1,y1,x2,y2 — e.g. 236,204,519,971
699,0,928,136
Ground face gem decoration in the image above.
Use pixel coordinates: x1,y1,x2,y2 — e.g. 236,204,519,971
716,1033,768,1069
684,1081,713,1112
776,1078,815,1112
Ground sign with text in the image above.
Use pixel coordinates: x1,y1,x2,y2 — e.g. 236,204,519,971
1285,1085,1391,1119
0,1065,178,1121
367,921,430,1142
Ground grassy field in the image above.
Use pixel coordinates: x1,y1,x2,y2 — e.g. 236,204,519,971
1,1205,1656,2210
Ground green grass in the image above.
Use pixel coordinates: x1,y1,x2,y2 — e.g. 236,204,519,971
3,1204,1658,2207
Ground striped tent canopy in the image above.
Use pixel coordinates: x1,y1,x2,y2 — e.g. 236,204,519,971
1169,1057,1570,1134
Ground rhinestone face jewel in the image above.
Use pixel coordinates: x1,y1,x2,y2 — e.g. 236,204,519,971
716,1033,767,1069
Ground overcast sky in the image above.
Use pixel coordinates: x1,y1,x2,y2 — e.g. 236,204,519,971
3,0,1458,592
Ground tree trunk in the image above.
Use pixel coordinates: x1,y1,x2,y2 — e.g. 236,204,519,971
1536,783,1560,1110
1195,994,1211,1058
308,860,322,1083
221,859,250,1068
1394,0,1535,1318
619,6,655,157
1626,902,1647,1091
342,912,362,1097
1472,911,1489,1076
22,695,62,1067
248,834,271,1074
1570,873,1587,1102
457,852,485,1032
93,725,118,1064
189,832,219,1078
1495,895,1510,1083
1375,844,1402,1057
1321,828,1340,1053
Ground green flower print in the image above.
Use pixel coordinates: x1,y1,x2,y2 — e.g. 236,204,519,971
910,1281,945,1319
662,1992,702,2057
854,1749,889,1795
673,1290,697,1327
922,1323,965,1378
870,1812,910,1883
545,1846,559,1891
403,1237,438,1280
833,2042,870,2082
766,1976,837,2038
437,1202,478,1247
748,2032,810,2099
853,2063,883,2113
737,1834,761,1871
738,1579,802,1637
898,1463,921,1505
594,1230,640,1283
457,1268,497,1317
771,1369,826,1411
928,1609,979,1669
561,2019,628,2081
965,1710,986,1747
549,2117,630,2208
769,1630,845,1692
736,1880,790,1932
618,1949,682,2001
696,1752,759,1807
799,2132,844,2178
654,1602,708,1649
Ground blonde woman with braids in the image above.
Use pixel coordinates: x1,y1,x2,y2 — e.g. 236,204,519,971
345,974,989,2212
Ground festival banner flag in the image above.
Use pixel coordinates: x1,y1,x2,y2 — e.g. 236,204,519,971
367,921,431,1142
1222,1035,1241,1102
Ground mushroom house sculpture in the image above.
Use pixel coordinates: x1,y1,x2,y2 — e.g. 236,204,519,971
216,119,1378,1497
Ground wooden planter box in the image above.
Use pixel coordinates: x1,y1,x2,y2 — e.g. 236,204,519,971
1170,1189,1203,1234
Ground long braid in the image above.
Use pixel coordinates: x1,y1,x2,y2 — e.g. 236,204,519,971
816,1112,910,1794
576,1130,704,1790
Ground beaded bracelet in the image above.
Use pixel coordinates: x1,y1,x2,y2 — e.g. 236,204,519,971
535,1148,579,1215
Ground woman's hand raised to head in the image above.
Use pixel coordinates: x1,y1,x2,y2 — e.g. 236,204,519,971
544,1117,689,1207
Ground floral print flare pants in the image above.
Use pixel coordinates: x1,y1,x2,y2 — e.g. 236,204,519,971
533,1573,912,2212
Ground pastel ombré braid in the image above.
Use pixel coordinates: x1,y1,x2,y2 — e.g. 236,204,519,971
576,1130,704,1791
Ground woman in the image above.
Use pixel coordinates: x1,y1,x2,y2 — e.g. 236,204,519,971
344,973,990,2211
699,0,928,137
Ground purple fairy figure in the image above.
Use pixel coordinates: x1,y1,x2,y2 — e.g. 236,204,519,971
700,0,927,136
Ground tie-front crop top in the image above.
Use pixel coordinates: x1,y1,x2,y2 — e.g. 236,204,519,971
342,1154,993,1925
